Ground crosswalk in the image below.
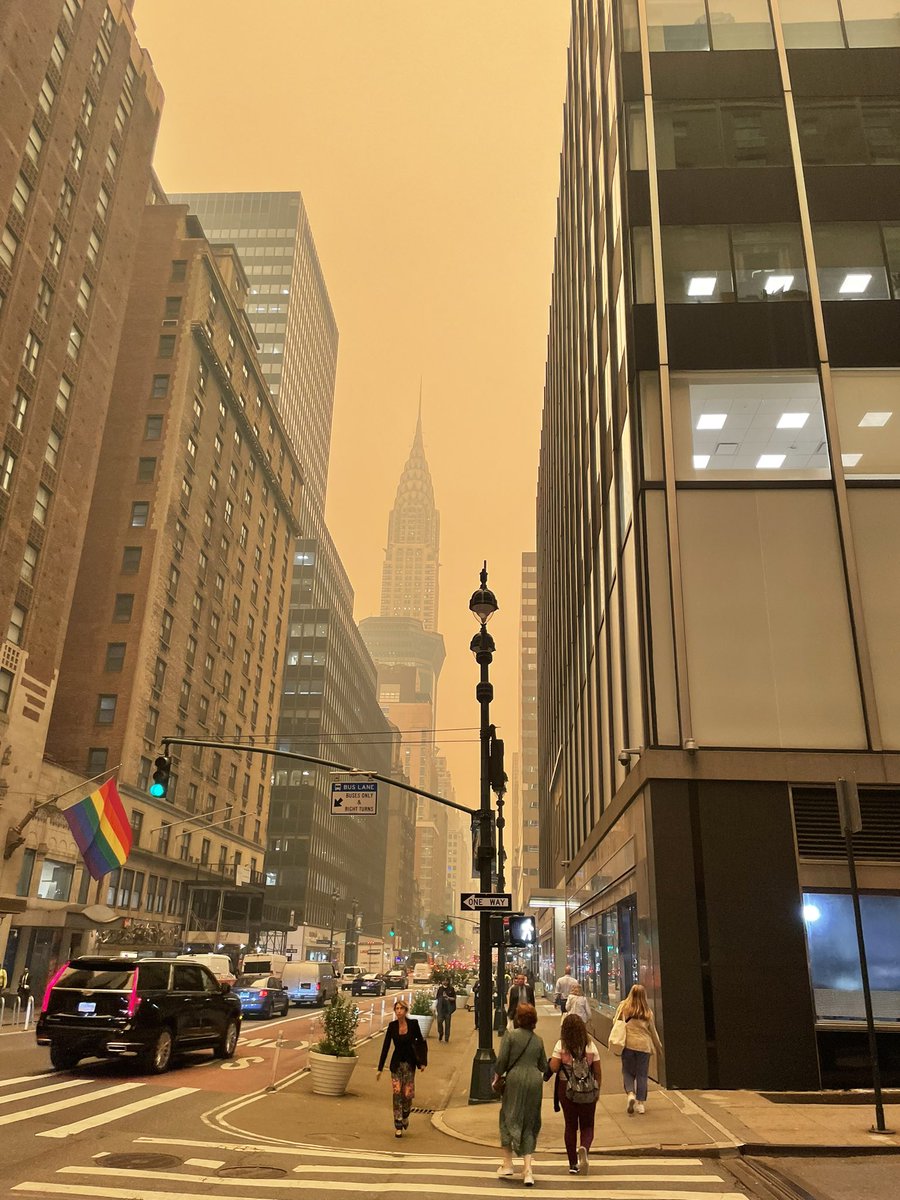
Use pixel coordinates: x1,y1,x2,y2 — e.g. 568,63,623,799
0,1071,196,1139
11,1136,749,1199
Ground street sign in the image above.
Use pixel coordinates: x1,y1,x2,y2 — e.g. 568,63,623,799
330,778,378,815
460,891,512,911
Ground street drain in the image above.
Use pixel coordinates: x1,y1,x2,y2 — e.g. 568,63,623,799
102,1154,182,1170
217,1165,288,1180
410,1107,435,1114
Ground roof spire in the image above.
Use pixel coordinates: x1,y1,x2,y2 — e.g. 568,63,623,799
414,379,423,447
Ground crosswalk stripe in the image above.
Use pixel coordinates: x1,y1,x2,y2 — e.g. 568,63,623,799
0,1075,54,1090
286,1164,721,1182
37,1085,197,1138
53,1167,748,1198
0,1078,89,1108
0,1082,142,1127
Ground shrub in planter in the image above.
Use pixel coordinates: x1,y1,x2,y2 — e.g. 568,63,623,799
313,992,361,1057
410,991,433,1017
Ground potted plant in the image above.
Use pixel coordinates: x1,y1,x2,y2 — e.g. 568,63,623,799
411,990,435,1039
308,992,361,1096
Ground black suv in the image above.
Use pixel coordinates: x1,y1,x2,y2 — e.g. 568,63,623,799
36,956,242,1074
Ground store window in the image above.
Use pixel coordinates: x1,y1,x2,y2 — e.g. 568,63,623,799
803,891,900,1021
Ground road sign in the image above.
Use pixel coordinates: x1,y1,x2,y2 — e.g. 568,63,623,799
331,778,378,815
460,892,512,911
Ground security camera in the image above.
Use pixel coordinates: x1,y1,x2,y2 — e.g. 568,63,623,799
618,747,643,767
617,750,631,766
684,738,698,754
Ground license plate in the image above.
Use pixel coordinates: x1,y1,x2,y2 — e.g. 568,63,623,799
77,1001,96,1014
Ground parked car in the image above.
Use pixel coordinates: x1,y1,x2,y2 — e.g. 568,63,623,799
351,973,386,997
282,961,339,1007
233,974,290,1018
175,953,236,988
340,966,363,991
35,956,241,1074
384,969,407,989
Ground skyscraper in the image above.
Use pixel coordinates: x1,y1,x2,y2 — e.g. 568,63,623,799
539,0,900,1091
0,0,162,975
512,552,539,911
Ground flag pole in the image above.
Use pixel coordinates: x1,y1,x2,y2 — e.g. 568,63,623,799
2,765,122,861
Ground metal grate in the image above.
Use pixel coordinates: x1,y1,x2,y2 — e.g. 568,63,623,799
792,786,900,861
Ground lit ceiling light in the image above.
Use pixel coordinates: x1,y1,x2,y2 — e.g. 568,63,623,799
693,454,710,469
802,904,821,923
756,454,786,469
841,453,863,467
687,275,717,297
697,413,727,430
765,274,794,294
777,413,810,429
839,273,872,295
858,411,892,427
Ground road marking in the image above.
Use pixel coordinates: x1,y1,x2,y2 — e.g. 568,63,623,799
37,1085,197,1138
0,1074,55,1090
219,1056,265,1071
184,1158,226,1168
286,1164,720,1182
0,1079,90,1107
0,1082,142,1126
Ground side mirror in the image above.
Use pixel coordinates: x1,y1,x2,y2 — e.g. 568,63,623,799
220,982,231,994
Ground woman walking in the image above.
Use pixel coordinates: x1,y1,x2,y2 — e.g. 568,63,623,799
612,984,662,1115
495,1003,548,1187
549,1014,602,1175
564,983,592,1026
376,998,427,1137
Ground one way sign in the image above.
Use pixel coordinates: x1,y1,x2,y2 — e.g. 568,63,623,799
460,892,512,911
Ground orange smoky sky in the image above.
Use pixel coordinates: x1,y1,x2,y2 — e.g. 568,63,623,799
133,0,571,815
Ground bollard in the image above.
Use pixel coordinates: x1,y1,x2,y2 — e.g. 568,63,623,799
0,996,4,1028
380,998,385,1020
23,996,34,1031
10,997,21,1027
265,1031,284,1093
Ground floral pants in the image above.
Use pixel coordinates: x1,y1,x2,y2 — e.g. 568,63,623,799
391,1062,415,1128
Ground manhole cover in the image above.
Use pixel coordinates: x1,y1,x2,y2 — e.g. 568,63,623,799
217,1165,288,1180
102,1154,182,1170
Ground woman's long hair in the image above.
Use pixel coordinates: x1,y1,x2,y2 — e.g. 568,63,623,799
621,983,652,1021
560,1013,588,1059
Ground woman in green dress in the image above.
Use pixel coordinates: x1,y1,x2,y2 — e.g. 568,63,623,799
495,1003,548,1186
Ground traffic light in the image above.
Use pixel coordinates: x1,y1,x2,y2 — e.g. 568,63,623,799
389,927,396,938
149,755,171,798
443,917,454,933
489,729,507,796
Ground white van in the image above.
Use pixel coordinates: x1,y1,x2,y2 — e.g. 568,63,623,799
176,953,236,988
412,962,433,986
282,961,339,1007
241,953,287,979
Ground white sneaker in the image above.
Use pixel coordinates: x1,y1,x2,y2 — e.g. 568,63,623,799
636,1101,646,1114
626,1091,636,1114
577,1146,589,1174
523,1170,534,1187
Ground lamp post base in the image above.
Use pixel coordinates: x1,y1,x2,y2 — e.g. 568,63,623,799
469,1046,499,1104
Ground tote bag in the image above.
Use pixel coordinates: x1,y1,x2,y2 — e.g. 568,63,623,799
607,1018,627,1057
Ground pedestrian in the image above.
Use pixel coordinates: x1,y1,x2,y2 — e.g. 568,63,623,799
376,997,428,1138
548,1013,602,1175
17,966,31,1005
612,983,663,1115
435,976,457,1043
0,965,7,993
506,971,535,1026
495,1003,548,1187
554,965,577,1014
472,978,480,1027
565,982,592,1026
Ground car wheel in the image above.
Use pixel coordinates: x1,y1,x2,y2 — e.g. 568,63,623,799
142,1028,174,1075
49,1045,80,1072
263,999,274,1020
214,1019,240,1059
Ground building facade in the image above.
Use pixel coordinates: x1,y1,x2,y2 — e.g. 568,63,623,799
516,552,540,911
43,202,303,971
538,0,900,1091
0,0,162,976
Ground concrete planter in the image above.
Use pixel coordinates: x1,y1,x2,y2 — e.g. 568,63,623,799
308,1049,359,1096
414,1014,434,1039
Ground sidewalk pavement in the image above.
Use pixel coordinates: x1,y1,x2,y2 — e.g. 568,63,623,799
216,1000,900,1157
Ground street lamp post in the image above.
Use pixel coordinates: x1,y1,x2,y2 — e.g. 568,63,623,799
469,562,500,1104
327,888,340,963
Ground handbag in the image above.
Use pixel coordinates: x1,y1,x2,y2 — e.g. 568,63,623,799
607,1017,627,1057
491,1032,533,1095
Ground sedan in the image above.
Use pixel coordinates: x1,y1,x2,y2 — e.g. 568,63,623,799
384,970,408,989
351,973,386,997
234,974,290,1018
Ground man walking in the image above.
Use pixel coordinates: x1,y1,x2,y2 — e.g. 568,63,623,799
435,977,457,1043
555,965,577,1014
506,971,536,1025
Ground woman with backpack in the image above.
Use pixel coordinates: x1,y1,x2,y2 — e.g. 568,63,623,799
548,1013,602,1175
611,983,663,1114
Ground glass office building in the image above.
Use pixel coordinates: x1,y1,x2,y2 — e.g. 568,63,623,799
538,0,900,1089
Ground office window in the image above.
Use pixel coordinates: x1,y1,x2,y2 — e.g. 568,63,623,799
113,593,133,622
885,224,900,296
79,88,93,126
33,484,51,524
130,501,149,527
732,224,808,300
39,76,57,117
105,642,126,672
70,135,84,171
708,0,774,47
96,694,117,724
662,226,734,302
841,0,900,46
50,31,67,71
137,456,156,481
36,278,53,323
780,0,845,46
722,103,791,166
7,604,25,646
797,102,869,164
813,223,891,299
105,144,118,178
96,184,110,223
151,375,171,402
647,0,711,49
87,747,108,775
165,296,182,319
832,368,900,476
861,102,900,164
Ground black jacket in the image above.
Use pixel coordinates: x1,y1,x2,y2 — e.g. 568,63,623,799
378,1018,427,1073
506,982,535,1018
435,984,457,1015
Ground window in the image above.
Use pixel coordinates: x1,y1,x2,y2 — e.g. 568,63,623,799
661,225,734,303
803,891,900,1022
50,32,67,72
58,178,74,220
25,124,43,167
33,484,51,524
37,278,54,320
171,260,187,282
0,667,13,714
104,642,126,671
832,368,900,476
113,593,133,622
659,223,808,303
56,376,72,415
841,0,900,47
45,429,61,468
70,135,84,171
96,694,117,724
96,185,110,223
0,226,18,271
121,545,141,574
37,859,74,903
137,456,156,481
130,501,149,527
158,335,175,358
145,414,163,440
7,604,25,646
20,543,39,584
87,747,108,775
1,449,15,492
13,389,29,431
731,224,808,301
23,331,41,374
67,324,82,361
86,230,101,267
12,174,31,217
165,296,182,319
105,144,118,177
79,88,93,126
48,227,64,268
813,223,891,300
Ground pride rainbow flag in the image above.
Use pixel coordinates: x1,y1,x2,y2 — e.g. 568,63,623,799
61,777,132,881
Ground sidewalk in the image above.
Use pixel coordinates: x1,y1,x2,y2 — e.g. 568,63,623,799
213,1000,900,1157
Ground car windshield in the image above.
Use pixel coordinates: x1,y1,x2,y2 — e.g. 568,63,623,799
57,966,136,991
235,975,269,989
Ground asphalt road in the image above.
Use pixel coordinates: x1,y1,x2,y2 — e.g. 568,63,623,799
757,1155,900,1200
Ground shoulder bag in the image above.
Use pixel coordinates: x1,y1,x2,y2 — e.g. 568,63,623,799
492,1032,534,1096
607,1015,627,1057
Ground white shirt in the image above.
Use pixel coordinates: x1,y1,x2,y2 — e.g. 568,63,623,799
565,993,592,1023
555,973,577,999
